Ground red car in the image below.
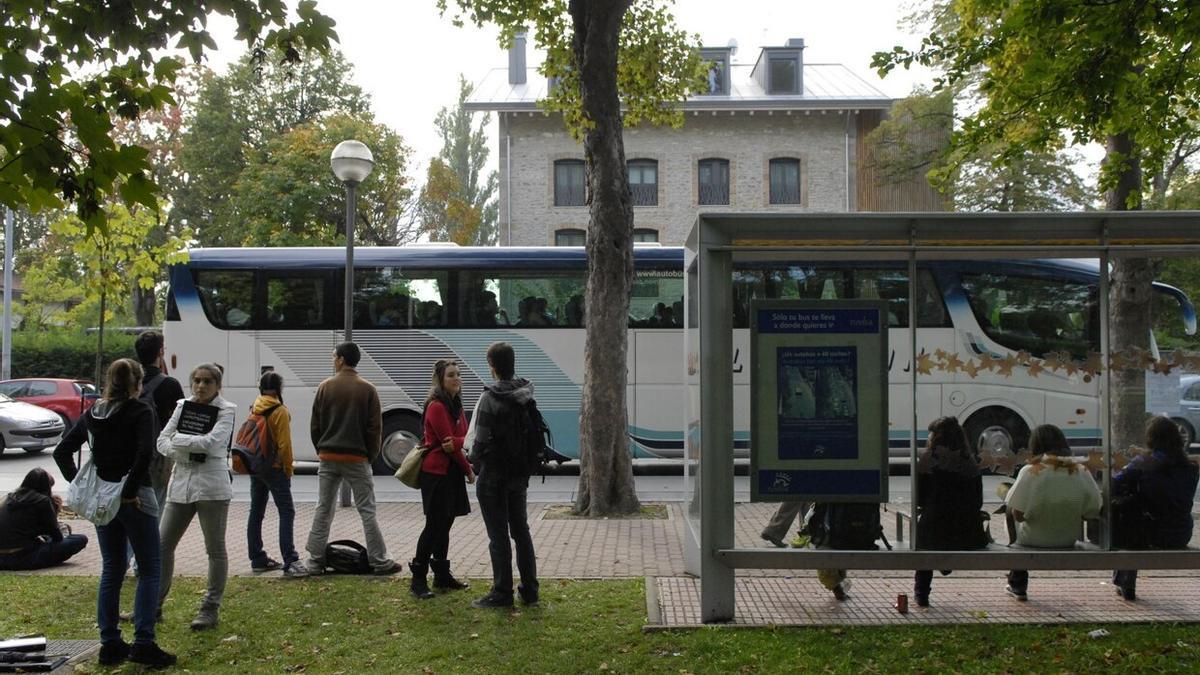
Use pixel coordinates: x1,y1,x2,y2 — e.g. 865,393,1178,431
0,378,100,429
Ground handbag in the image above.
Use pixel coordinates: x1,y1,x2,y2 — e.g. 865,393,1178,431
65,453,127,526
394,444,430,488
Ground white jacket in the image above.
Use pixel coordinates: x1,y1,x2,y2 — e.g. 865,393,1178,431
1006,455,1102,548
158,395,237,503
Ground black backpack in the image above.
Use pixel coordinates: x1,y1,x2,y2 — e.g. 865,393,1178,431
802,502,891,551
324,540,370,574
500,398,554,478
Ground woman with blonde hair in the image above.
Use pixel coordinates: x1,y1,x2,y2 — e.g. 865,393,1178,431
156,362,237,631
1003,423,1101,600
410,359,475,599
54,359,175,668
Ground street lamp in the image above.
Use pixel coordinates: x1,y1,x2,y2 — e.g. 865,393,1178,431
331,140,374,342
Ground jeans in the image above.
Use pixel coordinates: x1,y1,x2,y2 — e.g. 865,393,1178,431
0,535,88,570
305,460,391,570
128,463,170,573
247,470,298,566
476,482,537,596
762,502,809,543
96,487,160,646
159,499,229,608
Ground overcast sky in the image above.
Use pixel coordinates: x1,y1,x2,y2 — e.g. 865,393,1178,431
206,1,935,174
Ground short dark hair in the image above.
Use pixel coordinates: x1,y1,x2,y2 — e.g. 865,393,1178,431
20,468,53,496
487,341,515,380
336,341,361,367
259,370,284,395
134,330,164,365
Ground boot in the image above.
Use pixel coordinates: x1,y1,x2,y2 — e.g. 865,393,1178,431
190,602,219,631
430,559,469,591
409,560,435,599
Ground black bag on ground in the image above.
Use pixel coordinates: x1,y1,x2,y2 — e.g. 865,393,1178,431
802,502,890,550
324,540,371,574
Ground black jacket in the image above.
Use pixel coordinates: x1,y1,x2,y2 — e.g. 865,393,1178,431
0,489,60,550
468,377,535,488
1113,449,1199,549
54,398,157,500
915,446,988,550
141,365,185,433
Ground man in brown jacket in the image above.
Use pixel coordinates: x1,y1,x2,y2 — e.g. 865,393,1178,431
304,342,401,575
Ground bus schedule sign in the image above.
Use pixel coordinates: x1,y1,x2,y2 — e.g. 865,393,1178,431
750,300,888,503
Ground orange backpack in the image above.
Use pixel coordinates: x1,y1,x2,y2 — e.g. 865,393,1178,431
231,405,280,475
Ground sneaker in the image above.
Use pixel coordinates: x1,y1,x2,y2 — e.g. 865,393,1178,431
760,532,787,548
98,639,130,666
128,642,177,670
252,558,282,573
190,603,219,631
1116,583,1136,601
305,560,326,576
832,584,848,601
1005,584,1028,601
372,560,403,576
283,561,309,578
472,591,515,608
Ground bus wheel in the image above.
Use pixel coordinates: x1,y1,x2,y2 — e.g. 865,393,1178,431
1172,417,1195,450
965,408,1029,472
374,413,422,476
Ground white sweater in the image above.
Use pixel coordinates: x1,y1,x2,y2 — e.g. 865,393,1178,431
1006,456,1102,548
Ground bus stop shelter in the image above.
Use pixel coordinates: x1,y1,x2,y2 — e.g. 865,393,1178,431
683,211,1200,623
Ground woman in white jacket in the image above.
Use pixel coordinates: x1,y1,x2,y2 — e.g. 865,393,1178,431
156,363,237,631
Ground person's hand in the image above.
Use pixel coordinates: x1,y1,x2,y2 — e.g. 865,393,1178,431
441,437,455,453
466,469,476,484
51,495,63,513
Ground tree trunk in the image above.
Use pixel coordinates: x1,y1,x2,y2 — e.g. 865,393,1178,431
572,0,640,516
133,284,156,326
1105,132,1150,454
94,286,107,388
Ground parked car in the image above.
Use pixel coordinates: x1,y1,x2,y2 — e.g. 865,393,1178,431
0,378,99,430
0,392,66,454
1173,375,1200,449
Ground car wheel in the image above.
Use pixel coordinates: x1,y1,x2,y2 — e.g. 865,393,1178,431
1172,417,1195,450
965,408,1030,475
373,412,422,476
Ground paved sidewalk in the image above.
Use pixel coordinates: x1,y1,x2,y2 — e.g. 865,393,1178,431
21,502,1200,628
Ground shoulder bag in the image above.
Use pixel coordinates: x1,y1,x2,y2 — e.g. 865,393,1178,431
65,436,127,525
395,444,431,488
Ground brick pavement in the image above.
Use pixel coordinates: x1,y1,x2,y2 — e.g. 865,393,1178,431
17,501,1200,627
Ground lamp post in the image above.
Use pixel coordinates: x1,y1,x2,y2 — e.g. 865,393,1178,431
330,140,375,343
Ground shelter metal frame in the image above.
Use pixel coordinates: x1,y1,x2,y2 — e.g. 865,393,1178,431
683,212,1200,623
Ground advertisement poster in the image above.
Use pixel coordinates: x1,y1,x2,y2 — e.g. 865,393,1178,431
750,300,888,503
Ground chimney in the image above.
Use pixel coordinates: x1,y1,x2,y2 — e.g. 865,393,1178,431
509,31,527,85
785,38,805,49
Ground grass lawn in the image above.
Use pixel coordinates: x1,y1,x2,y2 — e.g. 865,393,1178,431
2,575,1198,673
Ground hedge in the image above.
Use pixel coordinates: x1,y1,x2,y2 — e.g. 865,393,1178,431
9,331,137,382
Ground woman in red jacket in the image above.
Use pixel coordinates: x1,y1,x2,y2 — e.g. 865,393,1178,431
410,359,475,599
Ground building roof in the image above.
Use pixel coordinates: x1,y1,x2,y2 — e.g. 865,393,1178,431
465,63,892,113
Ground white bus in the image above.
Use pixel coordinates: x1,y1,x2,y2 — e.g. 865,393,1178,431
164,247,1195,473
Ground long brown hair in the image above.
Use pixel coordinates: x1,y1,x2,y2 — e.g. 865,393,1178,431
1145,415,1188,465
424,359,463,420
1027,423,1080,474
104,358,144,401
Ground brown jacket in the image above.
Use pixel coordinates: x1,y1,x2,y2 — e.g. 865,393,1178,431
310,368,382,462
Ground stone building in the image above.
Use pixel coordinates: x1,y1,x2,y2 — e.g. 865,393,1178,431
466,36,941,247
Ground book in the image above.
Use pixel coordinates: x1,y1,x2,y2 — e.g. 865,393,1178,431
177,401,220,435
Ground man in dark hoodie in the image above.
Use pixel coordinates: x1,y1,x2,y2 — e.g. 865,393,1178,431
467,341,539,608
0,468,88,570
134,330,185,505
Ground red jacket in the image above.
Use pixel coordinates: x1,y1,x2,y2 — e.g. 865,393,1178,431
420,399,471,475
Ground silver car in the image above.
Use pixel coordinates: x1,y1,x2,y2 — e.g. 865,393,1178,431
0,392,66,455
1173,375,1200,449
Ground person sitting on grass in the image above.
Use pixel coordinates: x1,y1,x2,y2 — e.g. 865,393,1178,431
0,468,88,570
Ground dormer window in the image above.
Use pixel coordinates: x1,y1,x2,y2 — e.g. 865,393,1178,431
699,48,731,95
768,54,799,94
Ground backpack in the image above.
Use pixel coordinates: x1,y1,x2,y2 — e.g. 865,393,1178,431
139,372,166,430
324,540,371,574
499,398,554,478
802,502,891,551
230,405,280,475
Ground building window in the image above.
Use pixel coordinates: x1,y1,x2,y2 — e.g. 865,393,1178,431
699,50,729,95
698,158,730,205
632,228,658,243
554,159,586,206
769,158,801,204
555,228,586,246
628,159,658,206
768,55,799,94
